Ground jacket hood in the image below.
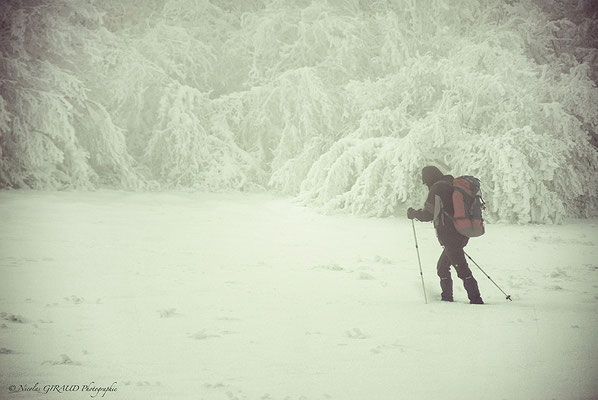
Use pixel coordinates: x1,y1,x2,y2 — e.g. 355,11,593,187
421,166,444,187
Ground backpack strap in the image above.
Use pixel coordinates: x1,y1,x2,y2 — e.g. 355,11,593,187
453,186,473,200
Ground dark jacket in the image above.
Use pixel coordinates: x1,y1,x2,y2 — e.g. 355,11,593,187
413,168,467,247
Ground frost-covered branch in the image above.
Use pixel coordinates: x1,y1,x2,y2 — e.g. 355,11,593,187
1,0,596,222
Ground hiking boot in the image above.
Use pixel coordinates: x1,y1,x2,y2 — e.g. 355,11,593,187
441,294,454,302
440,277,453,302
463,276,482,303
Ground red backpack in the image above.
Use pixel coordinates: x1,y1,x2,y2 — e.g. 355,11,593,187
452,176,485,237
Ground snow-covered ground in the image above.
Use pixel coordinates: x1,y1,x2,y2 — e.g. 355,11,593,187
0,191,596,400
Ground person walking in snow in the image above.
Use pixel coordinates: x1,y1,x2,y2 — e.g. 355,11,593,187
407,166,484,304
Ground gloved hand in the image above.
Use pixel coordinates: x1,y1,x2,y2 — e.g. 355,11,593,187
407,207,418,220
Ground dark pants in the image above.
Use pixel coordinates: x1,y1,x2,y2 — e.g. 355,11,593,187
436,244,481,302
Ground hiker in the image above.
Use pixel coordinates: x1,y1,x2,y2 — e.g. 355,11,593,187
407,166,484,304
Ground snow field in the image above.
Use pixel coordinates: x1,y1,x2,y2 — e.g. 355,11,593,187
0,191,597,400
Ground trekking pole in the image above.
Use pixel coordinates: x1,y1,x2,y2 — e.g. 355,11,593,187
464,251,512,301
411,220,428,304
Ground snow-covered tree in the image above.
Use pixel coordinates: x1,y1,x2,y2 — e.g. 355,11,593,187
1,0,596,222
0,0,142,189
144,83,260,190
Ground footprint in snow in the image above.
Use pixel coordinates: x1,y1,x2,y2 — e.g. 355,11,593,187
190,330,221,340
134,381,161,387
548,267,569,279
358,272,375,280
64,295,84,304
41,354,81,366
371,342,405,354
315,263,344,271
547,285,565,291
225,390,245,400
346,328,368,339
158,308,177,318
374,255,393,264
1,312,26,323
204,383,226,389
216,317,241,322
